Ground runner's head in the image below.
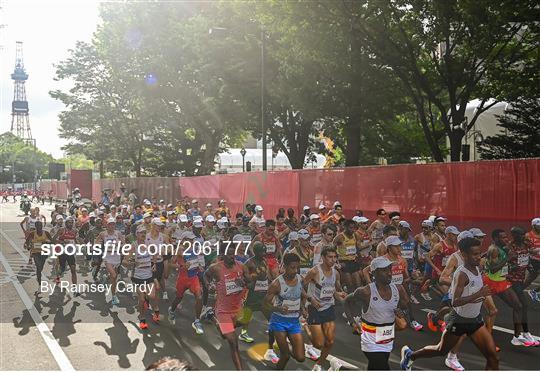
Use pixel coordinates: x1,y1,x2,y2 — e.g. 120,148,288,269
532,218,540,233
343,219,356,234
255,205,264,217
421,220,433,232
287,207,295,218
376,208,386,221
385,235,402,256
94,217,102,228
434,216,447,234
370,256,393,285
398,221,412,238
35,220,43,233
321,246,338,267
458,237,482,267
469,227,486,244
389,212,400,226
56,215,64,226
65,216,75,229
265,219,275,234
355,216,369,230
382,224,397,238
205,214,216,227
106,217,115,231
309,214,320,227
334,204,343,216
445,226,460,243
205,202,212,212
491,228,509,247
321,223,336,242
282,252,300,277
276,213,285,225
298,229,310,246
251,241,266,259
136,225,147,241
510,226,525,244
235,213,243,226
152,217,164,232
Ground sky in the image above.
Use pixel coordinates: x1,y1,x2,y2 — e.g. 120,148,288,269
0,0,100,158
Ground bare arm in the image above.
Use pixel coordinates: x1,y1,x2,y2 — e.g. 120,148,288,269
452,271,490,307
439,255,457,286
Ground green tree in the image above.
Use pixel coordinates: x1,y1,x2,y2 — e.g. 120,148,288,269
479,98,540,159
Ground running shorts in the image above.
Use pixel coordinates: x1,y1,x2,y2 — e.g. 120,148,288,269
482,275,510,295
58,254,76,270
216,310,242,335
154,261,164,281
269,313,302,334
132,276,154,285
446,310,484,337
307,305,336,325
176,273,201,297
266,257,279,272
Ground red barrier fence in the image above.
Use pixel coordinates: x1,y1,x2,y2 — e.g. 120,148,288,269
92,177,181,203
179,159,540,234
39,180,68,200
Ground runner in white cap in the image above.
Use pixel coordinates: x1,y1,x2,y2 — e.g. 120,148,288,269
146,217,171,302
416,219,434,301
313,224,337,267
95,217,125,305
344,256,408,370
249,205,266,234
524,218,540,302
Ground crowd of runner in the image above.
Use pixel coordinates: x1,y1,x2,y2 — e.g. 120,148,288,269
19,195,540,370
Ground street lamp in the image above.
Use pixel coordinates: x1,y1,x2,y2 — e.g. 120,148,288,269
240,147,247,172
209,25,267,171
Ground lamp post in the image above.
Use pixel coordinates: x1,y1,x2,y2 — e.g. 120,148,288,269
240,147,247,172
209,25,267,171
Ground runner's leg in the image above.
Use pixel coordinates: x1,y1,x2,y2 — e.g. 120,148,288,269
468,325,499,370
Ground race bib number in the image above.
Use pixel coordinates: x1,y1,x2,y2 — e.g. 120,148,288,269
299,267,310,277
375,324,395,343
442,256,449,267
225,276,243,295
254,280,268,292
518,254,529,267
266,244,276,253
346,245,357,255
31,242,42,253
282,299,300,312
401,250,414,260
500,265,509,276
320,285,335,300
359,247,371,258
242,235,252,242
391,274,403,285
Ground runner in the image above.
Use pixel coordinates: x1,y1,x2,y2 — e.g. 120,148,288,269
375,225,398,256
145,218,170,300
127,224,159,329
204,244,251,370
96,217,125,305
524,218,540,301
303,246,347,370
398,221,422,304
253,219,283,278
485,228,535,346
265,253,307,370
168,231,205,335
506,227,540,346
415,220,434,301
25,220,53,295
313,224,337,266
400,237,499,371
334,219,362,292
249,205,266,234
52,216,80,294
344,256,408,370
291,229,314,277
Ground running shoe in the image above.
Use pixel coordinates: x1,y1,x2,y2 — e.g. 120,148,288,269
410,320,423,331
427,313,438,332
312,364,322,371
400,345,414,370
495,345,500,352
152,312,160,324
329,358,344,371
162,291,169,300
55,276,60,284
305,344,321,361
438,320,447,332
264,349,280,364
139,320,148,330
192,319,204,335
410,295,420,304
511,334,535,347
239,329,254,343
200,306,212,320
445,354,465,371
111,295,120,306
91,266,98,280
527,289,539,303
523,332,540,346
168,307,176,323
420,292,432,301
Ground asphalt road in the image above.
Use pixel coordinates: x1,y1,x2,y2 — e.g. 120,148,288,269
0,201,539,370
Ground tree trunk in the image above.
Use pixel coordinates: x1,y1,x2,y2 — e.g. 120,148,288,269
449,130,464,162
99,160,104,179
344,118,361,166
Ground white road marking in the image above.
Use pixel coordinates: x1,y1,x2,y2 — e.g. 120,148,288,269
0,249,74,370
420,308,539,338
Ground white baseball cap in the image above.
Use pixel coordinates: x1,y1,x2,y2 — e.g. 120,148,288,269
255,205,263,212
206,202,212,207
457,230,474,242
205,215,216,222
532,218,540,226
152,217,164,226
318,204,326,210
178,214,188,223
333,201,341,207
309,213,320,221
89,212,95,218
357,216,369,223
469,227,486,237
288,231,299,241
370,256,393,271
232,234,244,242
398,221,412,231
143,212,152,218
55,215,64,221
107,217,116,224
191,199,198,204
136,225,147,233
298,229,310,239
445,226,460,235
303,205,310,211
421,220,433,227
385,235,402,246
193,220,204,228
352,216,362,223
193,215,203,222
144,200,151,205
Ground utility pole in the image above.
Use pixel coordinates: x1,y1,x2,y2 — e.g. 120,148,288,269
261,28,267,171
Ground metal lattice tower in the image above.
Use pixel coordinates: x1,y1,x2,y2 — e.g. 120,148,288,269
11,41,32,140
